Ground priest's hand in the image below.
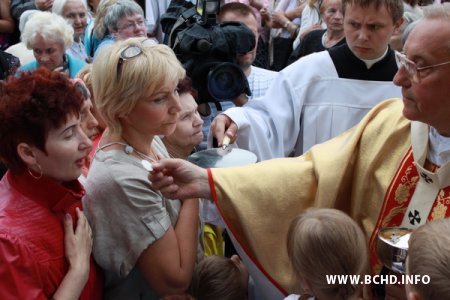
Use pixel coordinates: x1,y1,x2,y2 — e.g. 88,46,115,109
211,114,238,147
149,158,212,200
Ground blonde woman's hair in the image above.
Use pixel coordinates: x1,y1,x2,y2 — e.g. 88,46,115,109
92,37,185,136
21,11,74,50
189,255,247,300
407,219,450,300
287,208,368,299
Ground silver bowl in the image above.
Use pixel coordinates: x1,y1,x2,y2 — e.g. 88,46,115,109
376,227,413,274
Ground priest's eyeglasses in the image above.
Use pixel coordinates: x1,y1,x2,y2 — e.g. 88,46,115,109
395,50,450,83
116,38,157,79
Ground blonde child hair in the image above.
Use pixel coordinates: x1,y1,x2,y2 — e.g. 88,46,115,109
189,255,248,300
406,218,450,300
287,208,368,300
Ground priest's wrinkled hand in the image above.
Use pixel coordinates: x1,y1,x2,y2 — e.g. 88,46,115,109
149,158,212,200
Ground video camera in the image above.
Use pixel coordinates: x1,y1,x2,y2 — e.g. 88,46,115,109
161,0,256,104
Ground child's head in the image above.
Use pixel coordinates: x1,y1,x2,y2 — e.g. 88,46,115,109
287,208,368,299
406,218,450,300
189,255,248,300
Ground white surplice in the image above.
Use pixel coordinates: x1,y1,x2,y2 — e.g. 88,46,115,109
224,50,402,161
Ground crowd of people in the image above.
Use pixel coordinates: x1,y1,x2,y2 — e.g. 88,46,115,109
1,0,450,300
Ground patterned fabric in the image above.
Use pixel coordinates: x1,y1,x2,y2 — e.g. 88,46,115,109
368,148,450,273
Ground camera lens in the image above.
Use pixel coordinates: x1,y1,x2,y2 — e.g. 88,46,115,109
207,62,248,101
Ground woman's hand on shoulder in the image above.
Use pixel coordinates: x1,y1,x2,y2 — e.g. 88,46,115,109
64,207,92,276
52,208,92,300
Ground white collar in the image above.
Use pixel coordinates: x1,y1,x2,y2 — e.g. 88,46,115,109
428,127,450,166
400,122,450,228
360,47,389,69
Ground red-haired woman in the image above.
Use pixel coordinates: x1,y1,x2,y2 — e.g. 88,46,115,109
0,68,103,299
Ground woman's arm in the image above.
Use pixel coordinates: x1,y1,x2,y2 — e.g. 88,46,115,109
137,198,199,296
52,208,92,300
0,0,15,33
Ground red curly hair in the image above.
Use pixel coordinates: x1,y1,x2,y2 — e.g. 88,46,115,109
0,68,84,173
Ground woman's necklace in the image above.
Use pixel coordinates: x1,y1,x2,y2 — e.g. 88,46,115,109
123,136,158,163
132,146,158,163
98,139,158,163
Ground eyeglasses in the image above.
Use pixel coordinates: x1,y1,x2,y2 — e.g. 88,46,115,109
117,18,147,31
395,50,450,83
116,38,157,79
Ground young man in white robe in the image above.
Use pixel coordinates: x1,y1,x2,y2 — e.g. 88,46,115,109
211,0,404,161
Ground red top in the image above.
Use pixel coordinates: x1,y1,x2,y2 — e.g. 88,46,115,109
0,171,103,299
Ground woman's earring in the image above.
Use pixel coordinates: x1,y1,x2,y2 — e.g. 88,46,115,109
27,164,43,180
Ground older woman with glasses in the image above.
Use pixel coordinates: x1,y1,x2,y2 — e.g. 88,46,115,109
93,0,150,57
19,11,86,78
0,68,103,299
84,37,200,299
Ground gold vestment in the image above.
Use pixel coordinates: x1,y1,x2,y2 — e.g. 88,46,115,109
210,99,412,292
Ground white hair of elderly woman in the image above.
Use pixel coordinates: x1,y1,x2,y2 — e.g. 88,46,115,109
52,0,89,16
21,11,74,50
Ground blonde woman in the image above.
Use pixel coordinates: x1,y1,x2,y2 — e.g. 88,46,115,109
84,37,199,299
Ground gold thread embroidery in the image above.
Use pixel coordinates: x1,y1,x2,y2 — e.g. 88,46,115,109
394,166,418,204
381,206,407,229
431,191,449,221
